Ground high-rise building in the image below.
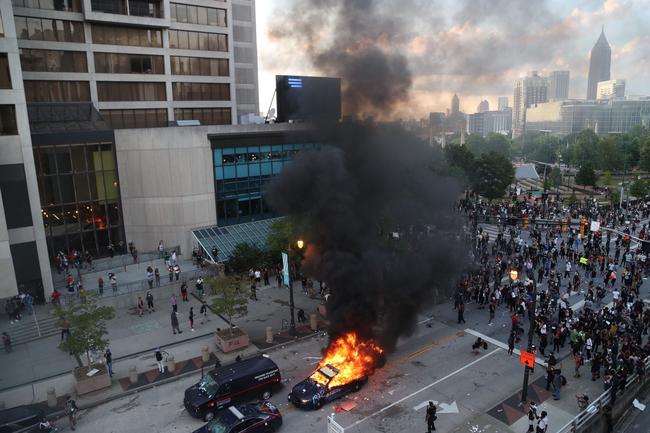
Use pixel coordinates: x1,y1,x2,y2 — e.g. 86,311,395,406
476,100,489,113
10,0,259,127
597,79,626,100
512,71,548,138
498,96,509,110
587,28,611,100
467,108,512,137
548,70,570,101
451,93,460,114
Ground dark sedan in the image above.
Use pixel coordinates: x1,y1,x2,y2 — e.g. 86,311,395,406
191,401,282,433
287,364,367,409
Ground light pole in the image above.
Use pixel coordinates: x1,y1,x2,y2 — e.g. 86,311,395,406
285,239,304,336
520,279,537,405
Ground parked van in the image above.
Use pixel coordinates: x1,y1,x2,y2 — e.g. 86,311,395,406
184,355,282,421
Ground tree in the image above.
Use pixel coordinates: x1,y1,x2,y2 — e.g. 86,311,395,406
484,133,511,158
608,188,621,206
228,242,265,273
207,275,249,336
630,178,649,198
549,167,562,188
56,294,115,370
443,143,475,178
640,135,650,172
470,152,515,200
600,171,613,187
575,163,597,187
596,136,623,171
265,218,305,268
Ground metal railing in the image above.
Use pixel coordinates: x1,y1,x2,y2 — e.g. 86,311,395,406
556,355,650,433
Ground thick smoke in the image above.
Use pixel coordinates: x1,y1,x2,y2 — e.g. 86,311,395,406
266,124,464,351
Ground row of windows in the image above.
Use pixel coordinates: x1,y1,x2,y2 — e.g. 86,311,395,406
214,144,317,166
0,106,18,136
42,202,121,231
169,29,228,52
172,82,230,101
35,143,114,176
171,56,229,77
24,80,90,103
216,195,273,225
20,49,88,73
12,0,82,12
91,24,162,48
97,82,166,102
14,16,85,43
175,108,231,125
94,52,164,74
0,54,10,88
215,162,287,180
100,109,168,129
170,2,227,27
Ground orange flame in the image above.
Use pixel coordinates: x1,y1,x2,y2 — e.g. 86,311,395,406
310,332,384,388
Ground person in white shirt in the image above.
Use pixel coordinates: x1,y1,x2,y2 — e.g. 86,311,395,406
536,411,548,433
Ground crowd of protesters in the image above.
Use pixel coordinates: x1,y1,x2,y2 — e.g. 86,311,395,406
455,191,650,408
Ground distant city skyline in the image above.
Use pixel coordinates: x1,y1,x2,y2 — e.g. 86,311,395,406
256,0,650,119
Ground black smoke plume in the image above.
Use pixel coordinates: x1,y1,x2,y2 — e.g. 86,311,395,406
266,123,464,351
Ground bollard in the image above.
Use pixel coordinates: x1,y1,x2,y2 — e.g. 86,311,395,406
266,326,274,344
167,355,176,373
129,366,138,384
46,387,57,408
201,346,210,363
310,313,318,331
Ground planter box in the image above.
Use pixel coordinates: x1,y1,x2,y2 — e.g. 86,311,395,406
215,327,250,353
73,365,111,395
317,303,327,318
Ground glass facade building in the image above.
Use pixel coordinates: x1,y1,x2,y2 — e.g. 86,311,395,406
211,133,318,226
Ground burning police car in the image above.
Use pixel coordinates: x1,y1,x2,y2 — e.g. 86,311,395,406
287,364,368,409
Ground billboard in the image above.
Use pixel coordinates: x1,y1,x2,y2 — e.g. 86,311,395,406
276,75,341,123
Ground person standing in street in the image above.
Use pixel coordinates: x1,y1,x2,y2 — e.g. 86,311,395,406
137,296,144,317
65,396,78,430
507,330,515,355
171,294,178,312
457,301,466,324
110,273,117,293
527,401,538,433
174,264,181,281
171,311,181,334
536,411,548,433
155,348,165,372
2,332,11,353
98,277,104,296
180,282,188,302
200,300,208,324
158,240,164,259
104,348,113,377
154,268,160,287
189,307,195,331
146,291,154,313
60,317,71,341
425,401,437,432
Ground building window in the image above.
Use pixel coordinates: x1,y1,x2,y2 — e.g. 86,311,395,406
97,82,166,101
0,54,10,88
14,16,85,42
168,30,227,52
0,105,18,135
0,164,33,229
94,53,164,74
174,108,231,125
171,3,227,27
129,0,162,18
11,0,82,12
24,81,90,102
34,142,124,258
91,24,162,47
170,56,228,76
90,0,127,14
100,109,167,129
172,82,230,101
20,49,88,73
0,11,4,37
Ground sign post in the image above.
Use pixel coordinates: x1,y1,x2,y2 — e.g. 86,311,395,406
282,252,289,287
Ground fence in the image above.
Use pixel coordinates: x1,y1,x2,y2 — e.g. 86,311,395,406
327,414,345,433
556,355,650,433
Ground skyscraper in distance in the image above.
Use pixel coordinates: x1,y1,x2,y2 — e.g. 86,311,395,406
587,27,611,100
548,71,570,101
512,71,548,138
451,93,460,114
498,97,509,110
477,100,489,113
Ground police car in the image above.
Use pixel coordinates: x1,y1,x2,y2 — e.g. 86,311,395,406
287,365,367,409
191,402,282,433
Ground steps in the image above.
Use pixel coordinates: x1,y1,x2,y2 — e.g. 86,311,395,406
4,313,60,346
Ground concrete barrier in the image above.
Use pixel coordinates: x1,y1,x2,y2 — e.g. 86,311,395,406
266,326,274,344
46,387,57,408
201,346,210,363
128,366,138,384
310,314,318,331
167,355,175,373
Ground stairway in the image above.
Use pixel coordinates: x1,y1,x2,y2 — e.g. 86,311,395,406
3,313,60,346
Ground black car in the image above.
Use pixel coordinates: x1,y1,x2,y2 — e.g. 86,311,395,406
191,401,282,433
288,364,367,409
184,355,282,421
0,405,48,433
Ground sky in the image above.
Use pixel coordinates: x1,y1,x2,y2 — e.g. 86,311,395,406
255,0,650,119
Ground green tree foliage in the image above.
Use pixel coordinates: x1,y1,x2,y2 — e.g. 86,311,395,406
228,242,265,273
608,188,621,206
207,275,248,335
470,152,515,200
465,133,511,158
575,163,597,187
600,171,613,187
630,178,649,198
596,136,624,172
640,135,650,172
444,144,475,179
55,294,115,370
265,219,305,268
549,167,562,188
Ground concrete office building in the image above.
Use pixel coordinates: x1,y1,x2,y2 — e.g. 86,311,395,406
497,96,508,111
548,70,570,101
467,108,512,137
0,3,54,300
476,99,489,113
10,0,258,126
512,71,548,138
597,79,626,100
525,98,650,136
587,28,611,100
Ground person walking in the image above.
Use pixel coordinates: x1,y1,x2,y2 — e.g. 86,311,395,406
65,396,78,430
147,267,154,289
154,267,160,287
60,317,71,342
2,332,11,353
110,273,117,294
168,264,174,282
171,311,181,334
488,301,495,325
552,369,563,400
457,301,466,324
189,307,195,331
146,291,155,313
180,282,188,302
507,330,515,355
200,300,208,324
527,401,538,433
425,401,437,432
158,240,164,259
171,294,178,313
536,411,548,433
98,277,104,296
104,348,113,377
137,296,144,317
174,264,181,281
155,348,165,373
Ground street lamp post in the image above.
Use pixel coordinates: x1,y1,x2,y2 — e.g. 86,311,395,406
285,239,304,336
520,280,537,405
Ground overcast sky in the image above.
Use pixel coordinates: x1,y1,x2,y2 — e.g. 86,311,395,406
255,0,650,118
